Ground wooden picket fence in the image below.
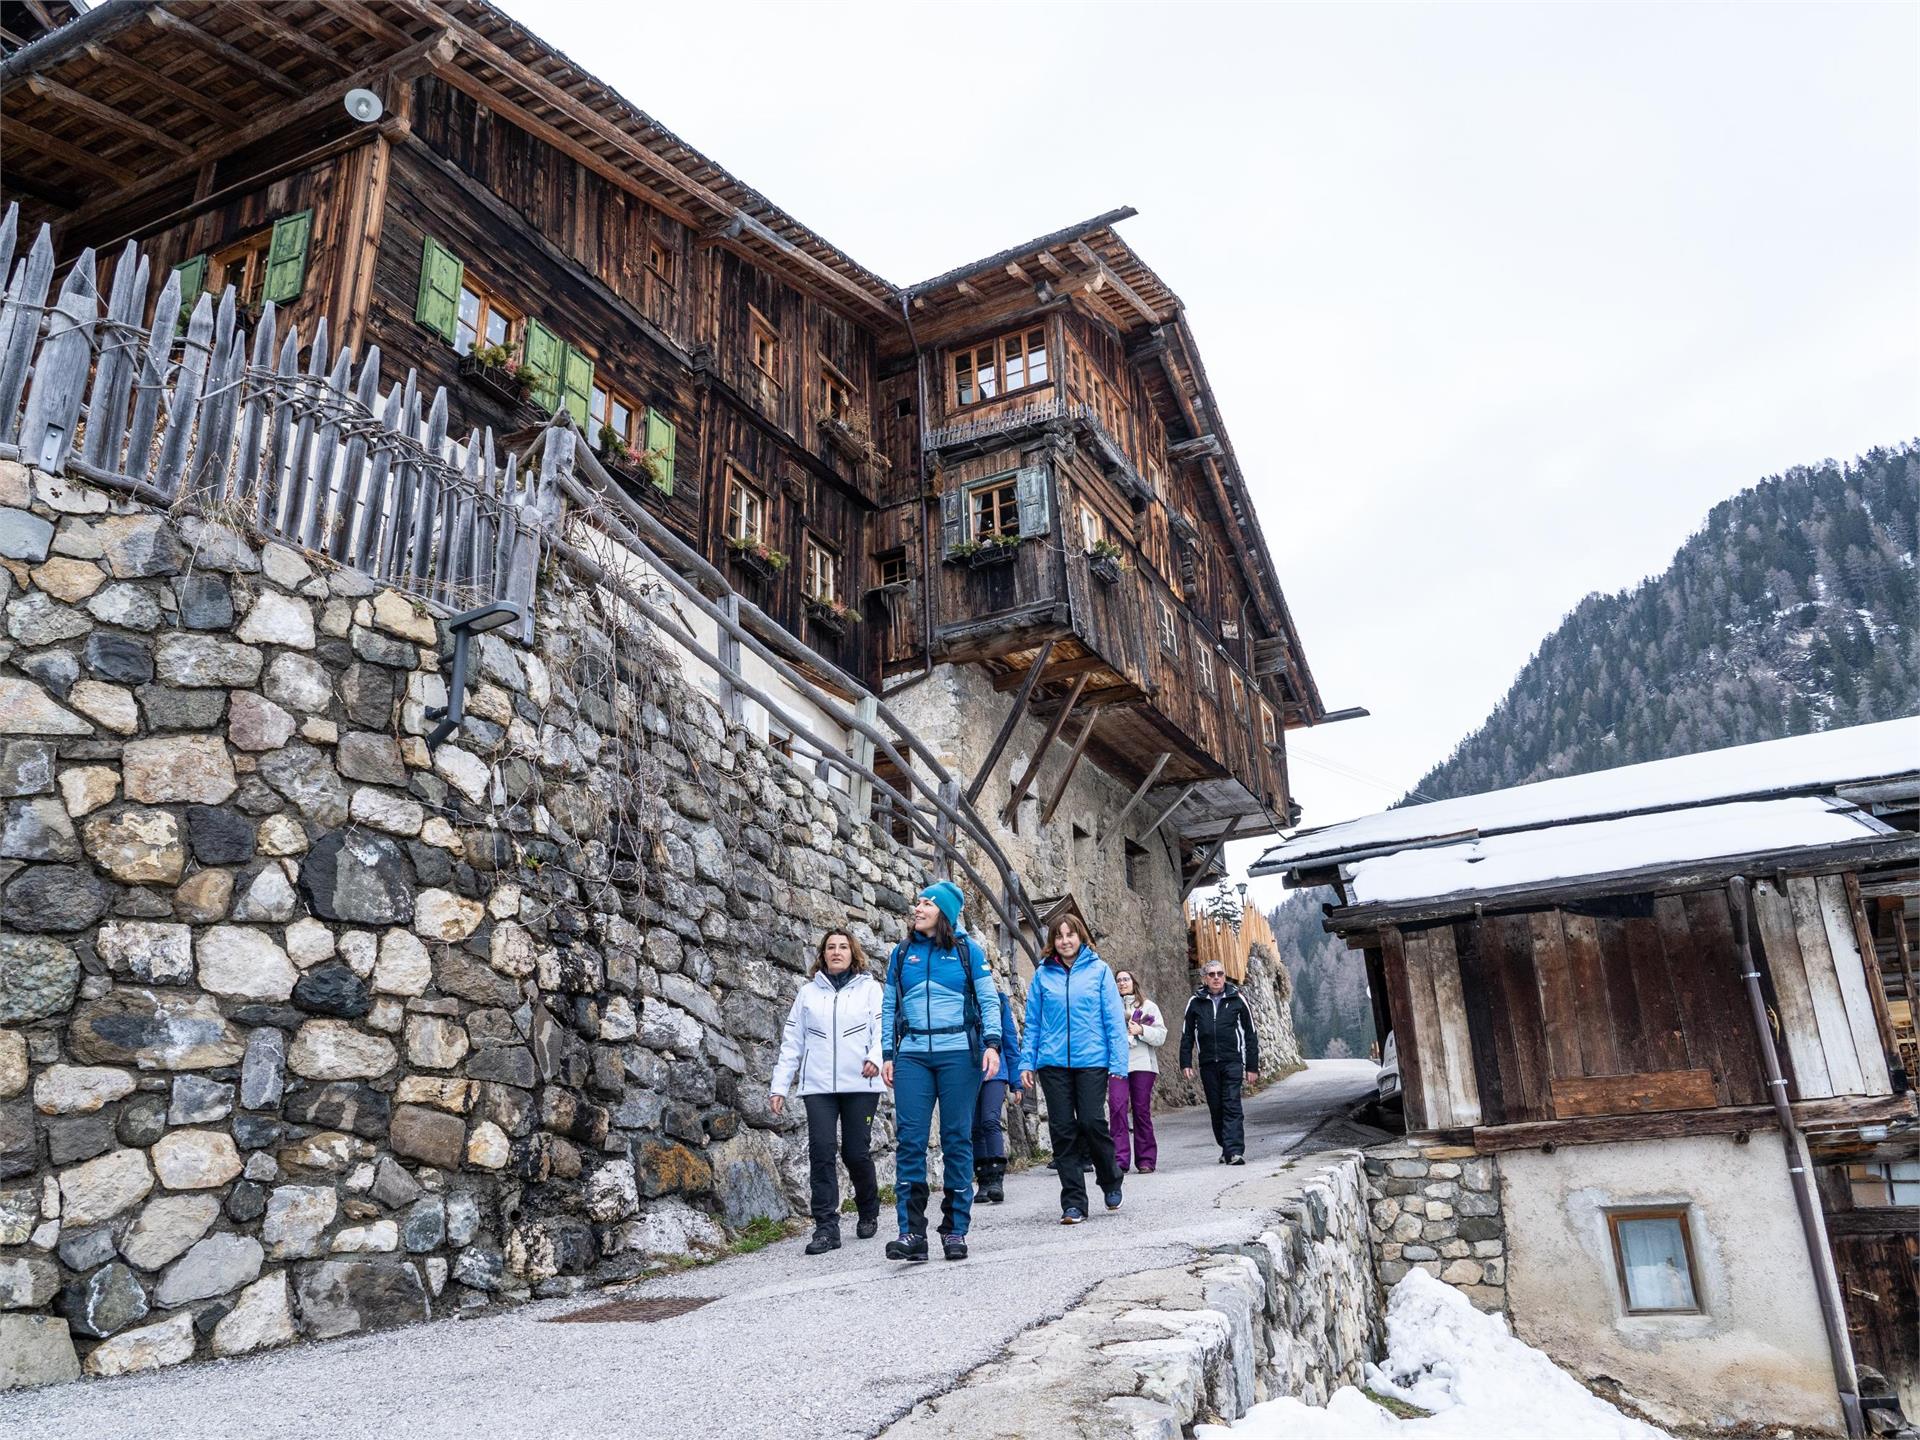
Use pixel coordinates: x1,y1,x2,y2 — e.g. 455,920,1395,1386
0,204,552,624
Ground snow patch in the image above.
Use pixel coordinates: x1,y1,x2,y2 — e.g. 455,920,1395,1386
1198,1269,1672,1440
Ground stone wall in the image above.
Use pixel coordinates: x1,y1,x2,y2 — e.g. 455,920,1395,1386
1240,941,1301,1078
880,1150,1385,1439
1361,1140,1507,1312
0,468,929,1387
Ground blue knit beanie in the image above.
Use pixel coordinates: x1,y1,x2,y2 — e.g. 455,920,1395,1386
919,879,964,927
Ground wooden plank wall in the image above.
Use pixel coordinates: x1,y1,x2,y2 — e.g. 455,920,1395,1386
1751,876,1894,1100
1385,892,1777,1133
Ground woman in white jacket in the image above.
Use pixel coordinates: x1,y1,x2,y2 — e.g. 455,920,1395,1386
1107,969,1168,1173
770,929,886,1253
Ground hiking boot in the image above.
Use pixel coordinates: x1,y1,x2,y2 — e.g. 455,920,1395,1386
855,1214,879,1240
1103,1186,1123,1211
804,1222,841,1255
1227,1154,1246,1166
885,1232,929,1262
942,1232,969,1261
1060,1207,1086,1225
981,1158,1006,1204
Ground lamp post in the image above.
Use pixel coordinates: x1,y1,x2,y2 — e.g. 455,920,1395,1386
424,600,522,751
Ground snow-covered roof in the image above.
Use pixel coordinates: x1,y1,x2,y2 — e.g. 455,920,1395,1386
1344,796,1892,907
1254,716,1920,876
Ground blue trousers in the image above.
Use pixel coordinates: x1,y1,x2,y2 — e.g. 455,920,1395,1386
893,1050,982,1236
973,1077,1009,1161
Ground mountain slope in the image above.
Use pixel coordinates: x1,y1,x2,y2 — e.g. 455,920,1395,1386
1284,441,1920,1059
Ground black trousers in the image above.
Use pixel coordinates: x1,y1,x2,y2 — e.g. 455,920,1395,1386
1200,1063,1246,1157
1038,1066,1121,1213
802,1092,880,1224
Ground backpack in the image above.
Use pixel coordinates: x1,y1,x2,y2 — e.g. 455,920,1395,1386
888,933,985,1063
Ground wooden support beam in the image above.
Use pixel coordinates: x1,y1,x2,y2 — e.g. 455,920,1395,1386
1000,670,1087,825
235,2,359,71
23,76,194,156
965,638,1053,805
991,651,1103,691
1142,783,1199,839
81,42,233,129
1069,241,1159,323
955,279,983,301
1040,711,1099,827
1098,752,1171,845
0,168,81,210
1179,815,1245,904
848,695,877,821
1034,249,1070,280
148,9,303,97
1004,261,1031,283
314,0,416,48
1,121,135,187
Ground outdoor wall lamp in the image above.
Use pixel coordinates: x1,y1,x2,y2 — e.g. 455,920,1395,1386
425,600,522,751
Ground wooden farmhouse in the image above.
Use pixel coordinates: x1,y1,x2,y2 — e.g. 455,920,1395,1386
0,0,1328,959
1253,716,1920,1434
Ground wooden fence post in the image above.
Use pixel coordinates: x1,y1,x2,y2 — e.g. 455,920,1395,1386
18,246,97,473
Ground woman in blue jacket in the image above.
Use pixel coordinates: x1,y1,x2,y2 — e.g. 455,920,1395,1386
880,879,1003,1262
973,985,1023,1204
1019,913,1130,1223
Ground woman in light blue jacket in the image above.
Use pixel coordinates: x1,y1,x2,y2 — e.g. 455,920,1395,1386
880,880,1002,1262
1018,913,1130,1223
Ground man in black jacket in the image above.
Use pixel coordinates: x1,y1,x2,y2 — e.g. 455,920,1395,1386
1179,962,1260,1164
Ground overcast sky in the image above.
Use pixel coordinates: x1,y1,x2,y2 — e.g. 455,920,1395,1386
501,0,1919,899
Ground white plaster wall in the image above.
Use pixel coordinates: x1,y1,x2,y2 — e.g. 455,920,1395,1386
1499,1134,1843,1433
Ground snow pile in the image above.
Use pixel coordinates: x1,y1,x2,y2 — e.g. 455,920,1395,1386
1197,1270,1673,1440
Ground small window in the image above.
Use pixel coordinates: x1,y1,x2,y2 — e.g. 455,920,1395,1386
895,396,915,419
1230,671,1247,720
646,240,674,285
1079,504,1102,552
1608,1209,1701,1315
750,314,779,378
822,365,852,421
1196,647,1216,695
1156,599,1180,657
725,467,766,546
950,326,1049,409
803,537,838,604
454,279,518,358
211,228,275,311
1850,1160,1920,1206
876,550,910,588
1261,701,1278,747
588,382,641,457
1124,838,1149,892
970,478,1020,541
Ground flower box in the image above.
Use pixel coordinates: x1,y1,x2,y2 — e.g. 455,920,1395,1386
459,354,525,408
727,541,787,583
1089,552,1124,585
947,539,1022,570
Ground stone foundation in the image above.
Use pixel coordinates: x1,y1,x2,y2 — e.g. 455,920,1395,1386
1361,1140,1507,1312
0,471,928,1386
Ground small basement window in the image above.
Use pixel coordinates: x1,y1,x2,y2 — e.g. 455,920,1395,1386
1607,1209,1701,1315
1124,838,1149,892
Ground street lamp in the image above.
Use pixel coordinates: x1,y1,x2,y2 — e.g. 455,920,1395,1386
424,600,522,751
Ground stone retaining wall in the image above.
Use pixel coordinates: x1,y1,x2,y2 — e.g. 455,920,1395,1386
880,1151,1385,1440
0,471,931,1386
1361,1140,1507,1312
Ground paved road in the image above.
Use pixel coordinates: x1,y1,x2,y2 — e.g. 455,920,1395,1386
3,1060,1378,1440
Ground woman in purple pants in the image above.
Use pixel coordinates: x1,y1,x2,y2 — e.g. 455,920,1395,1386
1108,970,1167,1173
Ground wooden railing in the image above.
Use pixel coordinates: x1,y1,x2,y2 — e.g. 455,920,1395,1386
0,205,550,630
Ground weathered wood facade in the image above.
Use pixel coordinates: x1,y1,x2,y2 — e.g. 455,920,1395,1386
0,0,1327,881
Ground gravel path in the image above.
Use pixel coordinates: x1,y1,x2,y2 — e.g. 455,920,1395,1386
2,1060,1379,1440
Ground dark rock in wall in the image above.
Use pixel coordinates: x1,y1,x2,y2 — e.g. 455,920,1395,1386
299,831,414,926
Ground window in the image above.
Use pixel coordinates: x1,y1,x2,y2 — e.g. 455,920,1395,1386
187,211,311,323
454,280,518,358
211,229,274,312
750,313,779,378
1156,599,1180,657
1079,504,1102,552
1849,1160,1920,1206
876,550,910,588
1124,838,1150,892
822,364,852,422
803,537,838,604
725,468,766,546
951,326,1049,408
1230,671,1247,720
646,240,674,285
588,382,639,455
970,478,1020,540
894,396,915,419
1261,701,1278,747
1607,1210,1700,1314
1196,647,1216,695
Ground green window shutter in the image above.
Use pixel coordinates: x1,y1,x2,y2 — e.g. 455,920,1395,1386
414,236,464,343
644,408,676,494
560,344,594,427
521,319,563,413
262,210,313,305
173,254,207,330
1015,464,1051,537
940,486,964,553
